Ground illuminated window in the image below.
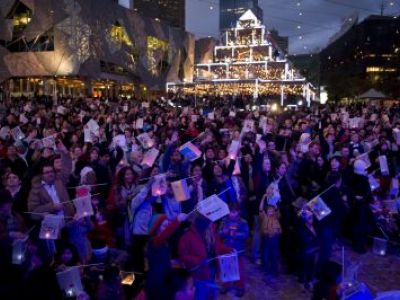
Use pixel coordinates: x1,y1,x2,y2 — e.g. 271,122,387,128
147,36,169,76
111,21,133,47
1,2,54,52
7,1,32,33
366,66,396,73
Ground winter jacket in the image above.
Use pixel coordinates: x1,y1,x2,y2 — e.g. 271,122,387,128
130,184,153,235
178,224,232,281
27,177,75,220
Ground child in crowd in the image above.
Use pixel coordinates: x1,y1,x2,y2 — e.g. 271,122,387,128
259,204,282,282
219,203,249,297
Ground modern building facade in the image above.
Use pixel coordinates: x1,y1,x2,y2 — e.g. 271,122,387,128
220,0,263,32
320,15,400,100
0,0,194,98
132,0,185,29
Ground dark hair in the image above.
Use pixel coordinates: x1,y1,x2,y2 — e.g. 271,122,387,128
55,243,80,266
41,162,55,173
116,166,137,186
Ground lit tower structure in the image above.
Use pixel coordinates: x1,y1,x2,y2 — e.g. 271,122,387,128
167,10,315,106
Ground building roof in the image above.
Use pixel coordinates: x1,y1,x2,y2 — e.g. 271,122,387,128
239,9,258,22
358,88,387,99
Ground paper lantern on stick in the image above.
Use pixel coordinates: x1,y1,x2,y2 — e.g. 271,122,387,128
357,153,371,168
242,119,255,133
83,128,92,143
74,196,94,220
142,148,160,167
42,136,57,150
228,140,241,160
378,155,389,176
368,175,380,191
393,128,400,145
39,215,64,240
171,179,191,202
121,272,135,285
57,267,83,298
218,252,240,282
233,159,241,176
11,126,25,141
372,237,387,256
197,195,230,222
390,178,399,198
152,174,168,196
86,119,99,136
307,196,331,221
76,185,91,198
12,238,27,265
137,133,154,149
135,118,144,129
179,142,202,162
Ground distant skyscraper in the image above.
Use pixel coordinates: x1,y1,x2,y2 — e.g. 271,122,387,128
133,0,185,29
219,0,263,32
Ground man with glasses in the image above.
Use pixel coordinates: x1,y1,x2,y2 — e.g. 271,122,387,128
27,162,74,218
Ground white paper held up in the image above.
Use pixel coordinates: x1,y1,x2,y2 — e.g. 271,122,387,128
197,194,230,222
142,148,160,167
307,196,331,221
179,142,202,162
152,174,168,196
39,214,64,240
73,196,94,219
171,179,191,202
57,267,83,297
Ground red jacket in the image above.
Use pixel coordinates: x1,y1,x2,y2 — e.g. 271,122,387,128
178,224,232,281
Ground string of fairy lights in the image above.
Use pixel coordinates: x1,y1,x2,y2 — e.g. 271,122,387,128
195,0,400,55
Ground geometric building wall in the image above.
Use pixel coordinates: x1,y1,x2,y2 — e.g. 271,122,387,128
0,0,194,94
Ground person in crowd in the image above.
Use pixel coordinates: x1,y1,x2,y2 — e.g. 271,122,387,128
312,261,343,300
0,95,399,299
183,164,208,213
0,144,28,179
259,197,282,282
179,214,233,299
251,157,274,264
219,203,249,296
107,166,139,248
349,159,375,253
145,213,187,300
297,209,319,290
27,162,75,218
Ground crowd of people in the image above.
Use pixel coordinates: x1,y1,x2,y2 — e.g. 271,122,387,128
0,94,399,300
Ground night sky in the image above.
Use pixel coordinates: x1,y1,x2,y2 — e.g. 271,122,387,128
186,0,400,54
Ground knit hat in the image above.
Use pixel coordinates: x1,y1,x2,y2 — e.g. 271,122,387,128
354,159,367,176
149,214,168,236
